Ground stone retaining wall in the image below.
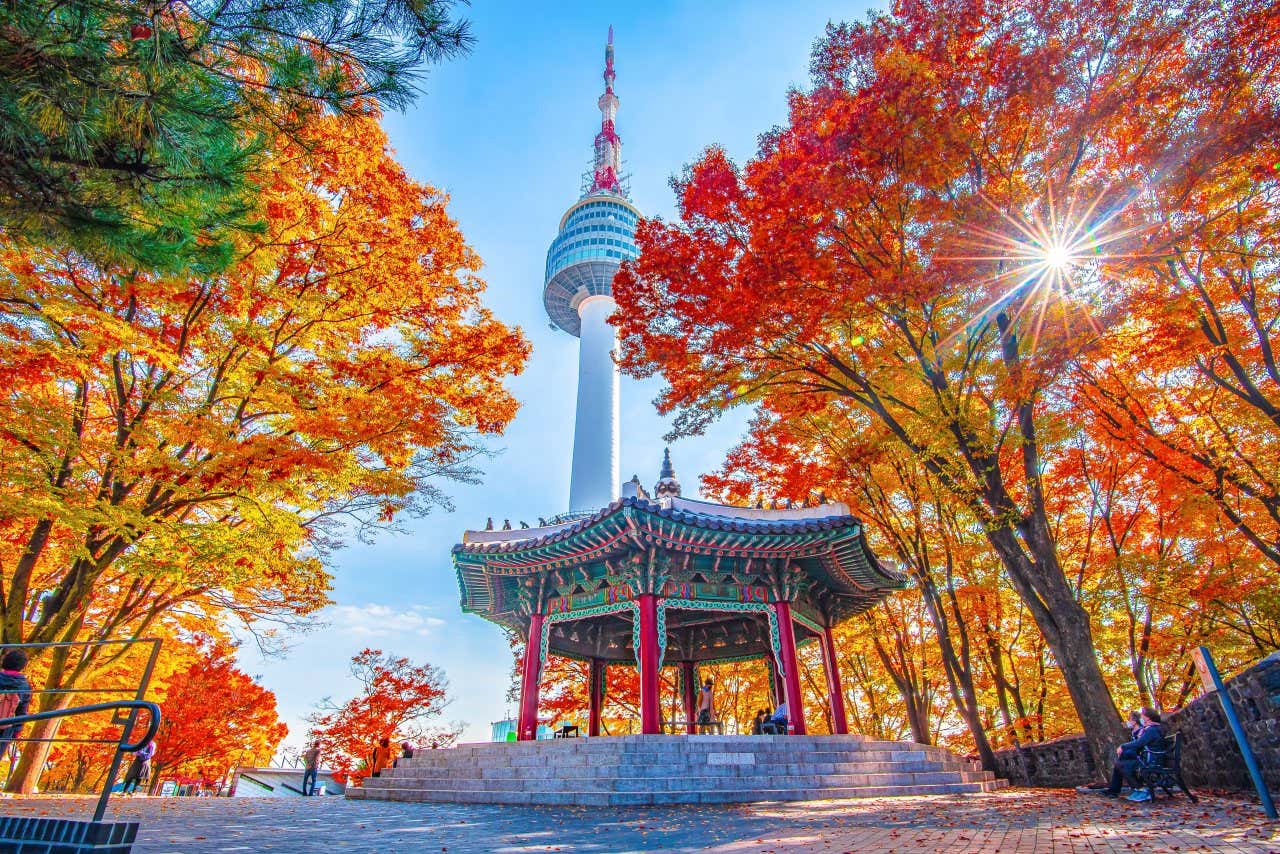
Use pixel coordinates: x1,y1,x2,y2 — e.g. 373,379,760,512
992,734,1096,788
1166,651,1280,793
992,651,1280,791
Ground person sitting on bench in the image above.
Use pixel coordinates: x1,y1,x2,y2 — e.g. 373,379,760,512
1096,706,1165,801
762,702,788,734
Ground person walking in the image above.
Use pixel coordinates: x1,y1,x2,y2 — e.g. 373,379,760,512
301,741,321,796
121,738,155,795
369,737,393,778
697,678,714,733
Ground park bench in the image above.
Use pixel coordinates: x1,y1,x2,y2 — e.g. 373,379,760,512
553,724,579,738
1134,732,1197,803
664,719,725,735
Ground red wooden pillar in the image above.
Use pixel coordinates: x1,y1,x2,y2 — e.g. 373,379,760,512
588,657,604,737
517,613,545,741
772,600,808,735
637,594,662,734
820,624,849,735
680,660,697,734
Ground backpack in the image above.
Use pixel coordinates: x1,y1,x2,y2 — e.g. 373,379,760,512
0,692,19,720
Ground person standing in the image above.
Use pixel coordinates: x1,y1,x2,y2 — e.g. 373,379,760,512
121,738,155,795
0,650,33,753
697,678,714,732
301,741,321,796
369,737,393,778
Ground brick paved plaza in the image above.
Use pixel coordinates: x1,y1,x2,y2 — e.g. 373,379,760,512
13,789,1278,853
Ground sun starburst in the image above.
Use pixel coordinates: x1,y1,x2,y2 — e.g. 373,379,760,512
938,187,1143,353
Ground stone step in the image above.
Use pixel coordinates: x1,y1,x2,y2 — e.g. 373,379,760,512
376,758,976,783
350,780,1003,806
363,770,995,793
351,736,1003,806
397,748,954,770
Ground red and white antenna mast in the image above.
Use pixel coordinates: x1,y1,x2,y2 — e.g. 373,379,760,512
589,26,623,195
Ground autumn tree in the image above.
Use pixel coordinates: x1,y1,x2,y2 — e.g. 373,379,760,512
307,649,457,784
0,107,528,650
613,0,1275,769
0,0,473,271
616,0,1141,773
40,634,284,793
146,638,287,792
0,107,527,789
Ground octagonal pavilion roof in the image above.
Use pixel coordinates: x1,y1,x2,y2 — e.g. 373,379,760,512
453,495,906,661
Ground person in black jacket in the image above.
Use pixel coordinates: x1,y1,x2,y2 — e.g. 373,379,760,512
1097,706,1165,798
0,650,33,750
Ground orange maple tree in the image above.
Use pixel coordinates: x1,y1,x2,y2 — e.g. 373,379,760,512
0,104,527,790
307,649,457,784
145,638,287,793
612,0,1276,768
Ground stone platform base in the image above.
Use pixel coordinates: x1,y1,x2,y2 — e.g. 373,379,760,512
348,734,1007,806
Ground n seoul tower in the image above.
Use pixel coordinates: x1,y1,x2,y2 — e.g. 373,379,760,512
543,28,640,515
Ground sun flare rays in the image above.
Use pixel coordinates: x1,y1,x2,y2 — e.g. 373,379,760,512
937,189,1144,353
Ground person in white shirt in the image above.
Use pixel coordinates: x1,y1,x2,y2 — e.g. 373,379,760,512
764,702,789,734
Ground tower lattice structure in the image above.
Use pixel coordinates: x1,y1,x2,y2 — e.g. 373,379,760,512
543,27,641,515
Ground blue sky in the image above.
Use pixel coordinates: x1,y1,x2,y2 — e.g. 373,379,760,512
240,0,876,749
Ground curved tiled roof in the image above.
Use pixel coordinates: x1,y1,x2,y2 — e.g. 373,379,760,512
455,495,877,555
453,496,907,630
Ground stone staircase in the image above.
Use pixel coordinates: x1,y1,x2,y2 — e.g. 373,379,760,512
348,734,1007,806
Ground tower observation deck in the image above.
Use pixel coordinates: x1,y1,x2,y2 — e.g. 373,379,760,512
544,28,640,515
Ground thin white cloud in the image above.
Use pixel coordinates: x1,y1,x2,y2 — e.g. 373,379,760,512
325,603,446,638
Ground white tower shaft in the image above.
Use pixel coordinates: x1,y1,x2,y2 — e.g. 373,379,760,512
568,295,620,513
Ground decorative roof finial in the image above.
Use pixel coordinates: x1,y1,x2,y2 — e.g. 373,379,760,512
654,447,681,499
588,27,623,196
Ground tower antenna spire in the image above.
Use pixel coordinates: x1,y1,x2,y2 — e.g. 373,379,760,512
589,26,622,195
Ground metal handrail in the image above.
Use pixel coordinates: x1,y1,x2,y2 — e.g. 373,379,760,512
0,697,161,822
0,701,160,752
0,639,162,823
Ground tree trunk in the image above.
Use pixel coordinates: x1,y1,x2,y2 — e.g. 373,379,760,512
871,630,931,745
147,764,164,796
919,574,998,770
990,311,1128,769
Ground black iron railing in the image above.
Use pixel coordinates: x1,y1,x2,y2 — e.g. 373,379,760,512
0,639,162,821
0,701,161,821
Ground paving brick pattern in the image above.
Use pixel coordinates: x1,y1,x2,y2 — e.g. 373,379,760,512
10,789,1278,853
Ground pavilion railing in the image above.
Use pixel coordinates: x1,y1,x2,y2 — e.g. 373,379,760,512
0,639,163,822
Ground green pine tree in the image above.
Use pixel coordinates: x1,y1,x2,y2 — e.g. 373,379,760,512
0,0,472,273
